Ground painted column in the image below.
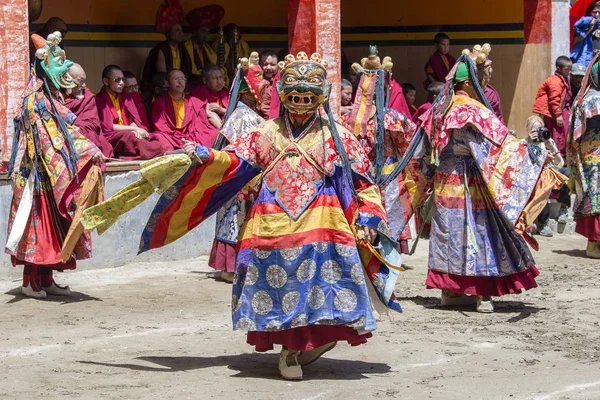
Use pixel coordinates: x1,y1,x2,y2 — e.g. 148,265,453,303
288,0,341,115
552,0,571,65
0,0,29,170
505,0,553,133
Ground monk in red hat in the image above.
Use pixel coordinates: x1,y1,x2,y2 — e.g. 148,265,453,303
96,65,167,160
183,5,224,87
151,69,219,150
140,0,186,115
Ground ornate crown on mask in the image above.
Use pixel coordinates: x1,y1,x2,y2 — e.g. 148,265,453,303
461,43,492,65
278,52,328,72
32,31,75,90
237,51,269,104
351,45,393,74
276,51,331,115
461,43,493,87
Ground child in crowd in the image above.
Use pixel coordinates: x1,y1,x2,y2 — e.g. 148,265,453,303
424,33,456,87
532,56,573,157
412,82,444,125
401,82,418,117
340,78,354,115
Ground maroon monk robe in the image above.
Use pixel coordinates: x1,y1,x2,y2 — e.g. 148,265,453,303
191,84,230,109
484,84,505,123
424,51,456,84
63,88,114,158
423,51,457,102
151,95,219,149
412,102,432,126
256,82,272,120
388,78,411,117
95,88,166,161
268,71,282,119
140,41,190,113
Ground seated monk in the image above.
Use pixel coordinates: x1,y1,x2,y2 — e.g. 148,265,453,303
95,65,166,160
184,5,223,88
191,64,230,129
140,0,186,110
123,71,140,93
152,69,219,150
143,72,169,121
59,63,114,158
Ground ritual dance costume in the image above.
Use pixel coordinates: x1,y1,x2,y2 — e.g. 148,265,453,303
569,54,600,258
6,32,104,299
82,51,403,380
340,47,418,255
396,45,564,312
208,53,268,281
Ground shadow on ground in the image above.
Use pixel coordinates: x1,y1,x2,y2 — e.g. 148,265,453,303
552,249,589,259
4,287,103,304
399,295,545,323
79,353,391,380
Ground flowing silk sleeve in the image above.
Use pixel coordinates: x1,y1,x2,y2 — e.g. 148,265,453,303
354,178,389,234
382,135,435,238
514,167,568,249
138,145,261,253
459,129,547,226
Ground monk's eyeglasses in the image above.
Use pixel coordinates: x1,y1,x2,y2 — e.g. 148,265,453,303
110,77,125,83
124,84,140,92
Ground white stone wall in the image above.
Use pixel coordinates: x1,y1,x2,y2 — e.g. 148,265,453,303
0,171,216,281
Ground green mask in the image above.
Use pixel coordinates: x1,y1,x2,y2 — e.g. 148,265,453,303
33,31,75,90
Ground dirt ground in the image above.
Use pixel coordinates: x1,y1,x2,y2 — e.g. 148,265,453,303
1,234,599,400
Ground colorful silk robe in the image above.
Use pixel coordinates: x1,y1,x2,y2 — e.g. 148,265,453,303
6,76,101,267
340,109,417,241
215,103,264,244
139,114,400,332
569,88,600,217
396,94,546,286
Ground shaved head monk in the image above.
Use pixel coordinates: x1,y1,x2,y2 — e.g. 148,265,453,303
95,65,166,160
191,64,230,129
152,69,219,150
58,63,114,158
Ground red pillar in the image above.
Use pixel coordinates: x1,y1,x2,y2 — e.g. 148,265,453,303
288,0,341,115
0,0,29,169
524,0,552,44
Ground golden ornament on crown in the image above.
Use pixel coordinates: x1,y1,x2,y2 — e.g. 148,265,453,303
462,43,493,88
278,52,329,71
